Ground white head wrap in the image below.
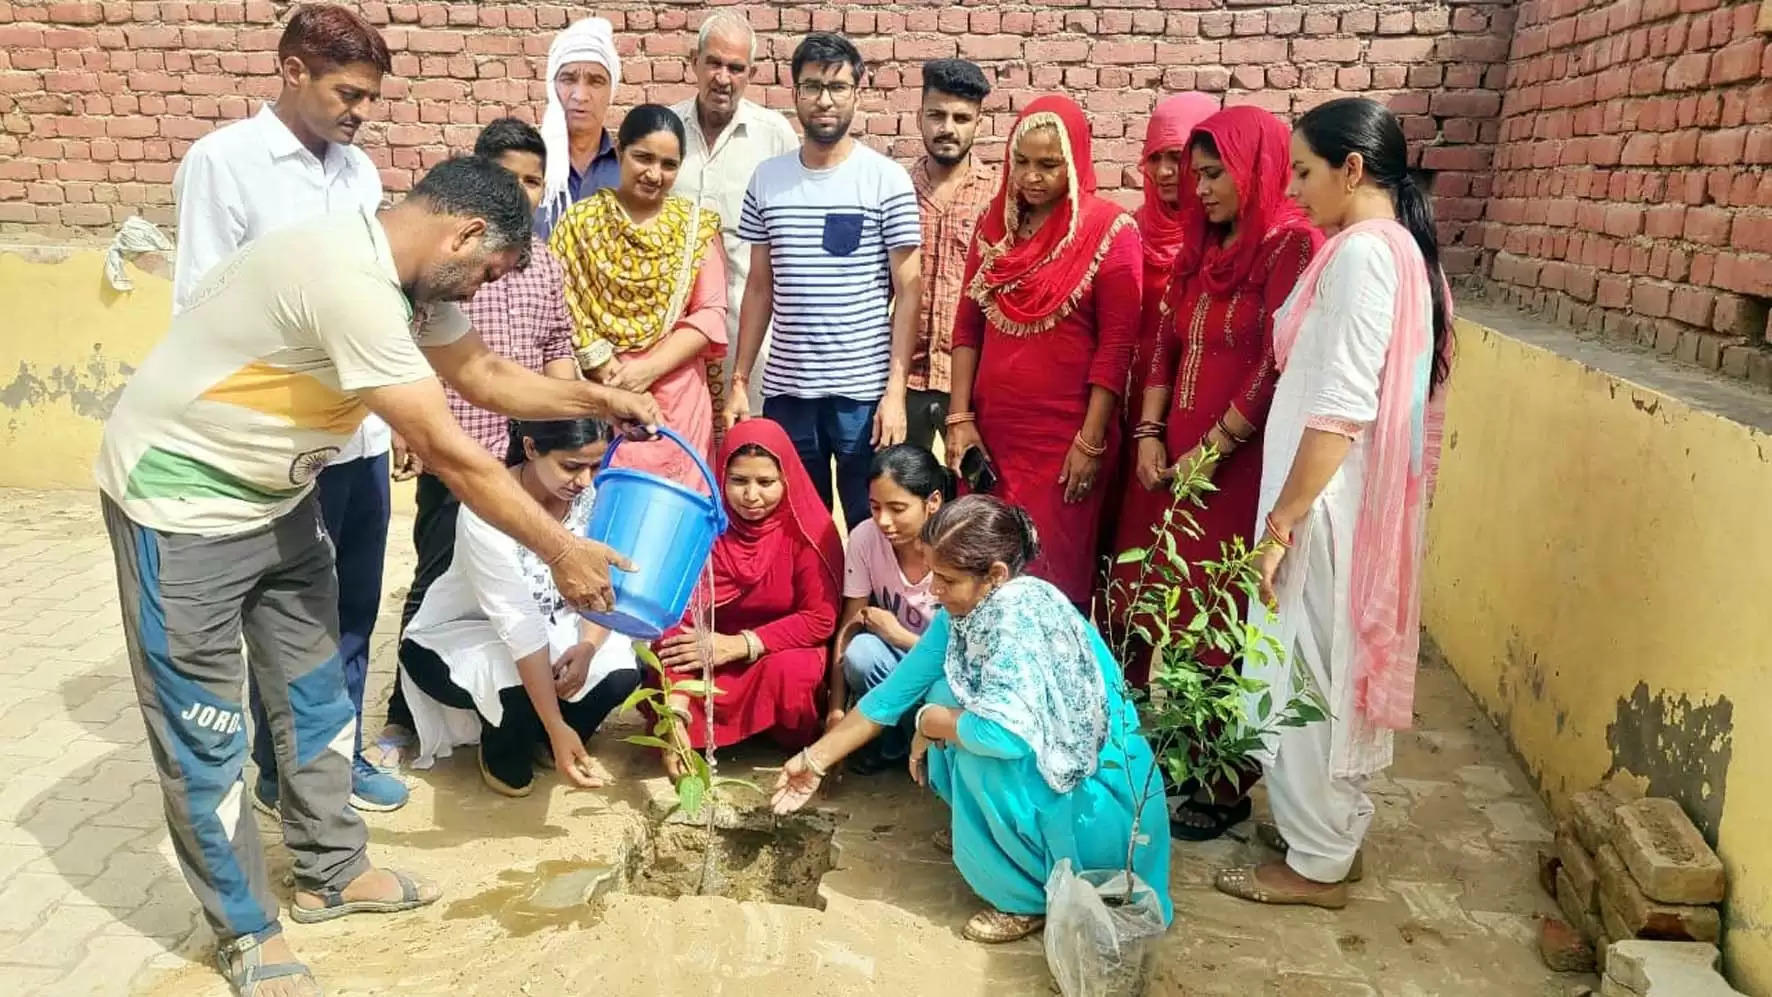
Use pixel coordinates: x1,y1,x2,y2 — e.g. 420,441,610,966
541,17,621,224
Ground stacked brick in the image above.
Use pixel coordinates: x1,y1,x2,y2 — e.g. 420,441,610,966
1478,0,1772,388
1539,779,1731,986
0,0,1515,272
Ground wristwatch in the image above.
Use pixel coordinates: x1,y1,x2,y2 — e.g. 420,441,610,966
578,338,615,372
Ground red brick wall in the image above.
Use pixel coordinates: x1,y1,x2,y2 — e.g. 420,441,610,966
1479,0,1772,384
0,0,1513,273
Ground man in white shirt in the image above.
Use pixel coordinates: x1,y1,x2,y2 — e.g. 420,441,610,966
170,3,409,814
670,11,799,422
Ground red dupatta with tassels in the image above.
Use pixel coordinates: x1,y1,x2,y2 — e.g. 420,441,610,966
967,95,1134,337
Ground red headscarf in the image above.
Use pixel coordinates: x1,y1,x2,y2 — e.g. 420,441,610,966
708,418,841,608
1172,106,1316,299
967,95,1135,336
1136,93,1219,277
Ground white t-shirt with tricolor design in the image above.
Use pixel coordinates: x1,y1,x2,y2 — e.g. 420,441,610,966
96,210,469,535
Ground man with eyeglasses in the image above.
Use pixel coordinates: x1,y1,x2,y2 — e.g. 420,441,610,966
670,12,799,426
726,32,923,531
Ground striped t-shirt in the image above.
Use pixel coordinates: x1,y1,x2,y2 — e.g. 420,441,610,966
739,144,921,400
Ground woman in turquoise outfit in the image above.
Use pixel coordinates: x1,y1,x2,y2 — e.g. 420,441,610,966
772,495,1173,944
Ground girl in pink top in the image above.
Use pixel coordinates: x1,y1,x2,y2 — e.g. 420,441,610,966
829,445,954,771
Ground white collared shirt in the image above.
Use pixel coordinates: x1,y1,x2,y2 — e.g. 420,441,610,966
669,96,800,339
172,104,390,459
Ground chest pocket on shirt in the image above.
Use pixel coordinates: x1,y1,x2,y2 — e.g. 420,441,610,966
822,212,864,256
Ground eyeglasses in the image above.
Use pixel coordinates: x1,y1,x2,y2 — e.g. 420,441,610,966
794,81,855,101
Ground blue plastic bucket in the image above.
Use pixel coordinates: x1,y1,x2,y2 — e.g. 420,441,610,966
579,427,728,640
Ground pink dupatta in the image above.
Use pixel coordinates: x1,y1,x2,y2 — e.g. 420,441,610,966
1271,218,1449,732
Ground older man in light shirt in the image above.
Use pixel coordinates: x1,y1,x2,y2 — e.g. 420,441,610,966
671,12,799,420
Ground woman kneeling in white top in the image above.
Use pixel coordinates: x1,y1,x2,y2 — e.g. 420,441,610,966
400,417,641,797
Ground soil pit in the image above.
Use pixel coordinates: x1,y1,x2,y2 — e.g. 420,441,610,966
625,812,837,909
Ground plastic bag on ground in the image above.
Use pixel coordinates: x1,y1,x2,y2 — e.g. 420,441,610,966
1044,859,1169,997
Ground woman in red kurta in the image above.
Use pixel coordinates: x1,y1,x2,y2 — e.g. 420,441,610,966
1106,106,1321,837
1108,92,1221,547
652,418,841,764
944,95,1145,608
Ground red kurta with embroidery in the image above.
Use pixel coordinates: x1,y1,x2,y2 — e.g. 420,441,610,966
1108,227,1316,681
955,226,1145,606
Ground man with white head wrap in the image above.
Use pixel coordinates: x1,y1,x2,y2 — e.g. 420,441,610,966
536,16,622,238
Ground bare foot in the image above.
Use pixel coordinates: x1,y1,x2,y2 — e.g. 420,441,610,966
226,933,320,997
293,866,441,911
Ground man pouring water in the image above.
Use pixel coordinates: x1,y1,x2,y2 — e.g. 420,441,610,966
93,155,658,996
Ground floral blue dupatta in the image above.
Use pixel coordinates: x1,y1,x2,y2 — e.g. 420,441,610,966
944,576,1109,792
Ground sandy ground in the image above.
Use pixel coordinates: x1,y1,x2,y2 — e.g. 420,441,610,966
0,493,1587,996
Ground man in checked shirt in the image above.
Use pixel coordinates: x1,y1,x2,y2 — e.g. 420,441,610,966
375,117,581,761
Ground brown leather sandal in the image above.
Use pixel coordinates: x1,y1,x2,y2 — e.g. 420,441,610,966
1255,820,1365,882
962,907,1046,944
1214,864,1349,910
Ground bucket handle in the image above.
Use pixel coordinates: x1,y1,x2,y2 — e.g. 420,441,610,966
598,426,728,533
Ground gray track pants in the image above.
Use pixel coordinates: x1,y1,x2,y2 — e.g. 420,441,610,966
101,494,370,942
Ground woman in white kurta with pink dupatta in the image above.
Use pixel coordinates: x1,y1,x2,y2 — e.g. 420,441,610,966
1214,98,1453,910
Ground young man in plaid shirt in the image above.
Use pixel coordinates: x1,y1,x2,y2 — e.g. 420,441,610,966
377,117,581,756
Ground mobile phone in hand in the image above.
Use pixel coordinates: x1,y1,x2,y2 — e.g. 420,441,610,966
959,447,999,492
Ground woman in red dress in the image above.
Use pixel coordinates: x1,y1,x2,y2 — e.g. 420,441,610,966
1106,105,1321,838
651,418,841,770
1107,92,1220,547
944,95,1144,608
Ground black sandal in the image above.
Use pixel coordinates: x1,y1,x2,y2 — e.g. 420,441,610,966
1169,795,1254,842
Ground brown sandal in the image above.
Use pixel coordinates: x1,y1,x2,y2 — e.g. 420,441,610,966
1214,864,1348,909
1255,821,1365,882
932,827,953,855
962,907,1046,944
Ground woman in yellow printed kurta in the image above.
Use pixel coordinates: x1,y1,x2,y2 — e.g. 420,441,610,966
549,104,728,490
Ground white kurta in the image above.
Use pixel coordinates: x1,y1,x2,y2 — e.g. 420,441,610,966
1244,231,1431,882
401,487,638,768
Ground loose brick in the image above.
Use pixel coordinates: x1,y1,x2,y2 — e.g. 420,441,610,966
1570,791,1622,854
1611,798,1726,905
1538,915,1596,974
1596,842,1721,943
1605,940,1726,994
1556,824,1601,913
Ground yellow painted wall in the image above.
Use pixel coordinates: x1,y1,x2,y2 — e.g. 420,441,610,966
1425,309,1772,994
0,249,169,489
0,249,415,511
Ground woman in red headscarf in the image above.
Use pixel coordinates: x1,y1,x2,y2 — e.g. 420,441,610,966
1105,93,1220,545
1105,105,1321,838
1130,93,1219,392
944,95,1145,608
650,418,841,771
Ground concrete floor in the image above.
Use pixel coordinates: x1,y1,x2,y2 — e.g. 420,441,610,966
0,490,1590,995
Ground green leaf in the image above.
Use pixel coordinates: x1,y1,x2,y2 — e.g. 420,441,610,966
676,774,706,817
689,751,712,784
616,684,659,716
711,776,759,792
671,679,727,698
621,735,675,750
1114,547,1147,565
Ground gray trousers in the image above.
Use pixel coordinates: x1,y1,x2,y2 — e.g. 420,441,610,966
102,494,370,943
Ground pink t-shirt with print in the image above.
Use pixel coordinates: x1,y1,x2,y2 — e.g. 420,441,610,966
842,520,939,636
